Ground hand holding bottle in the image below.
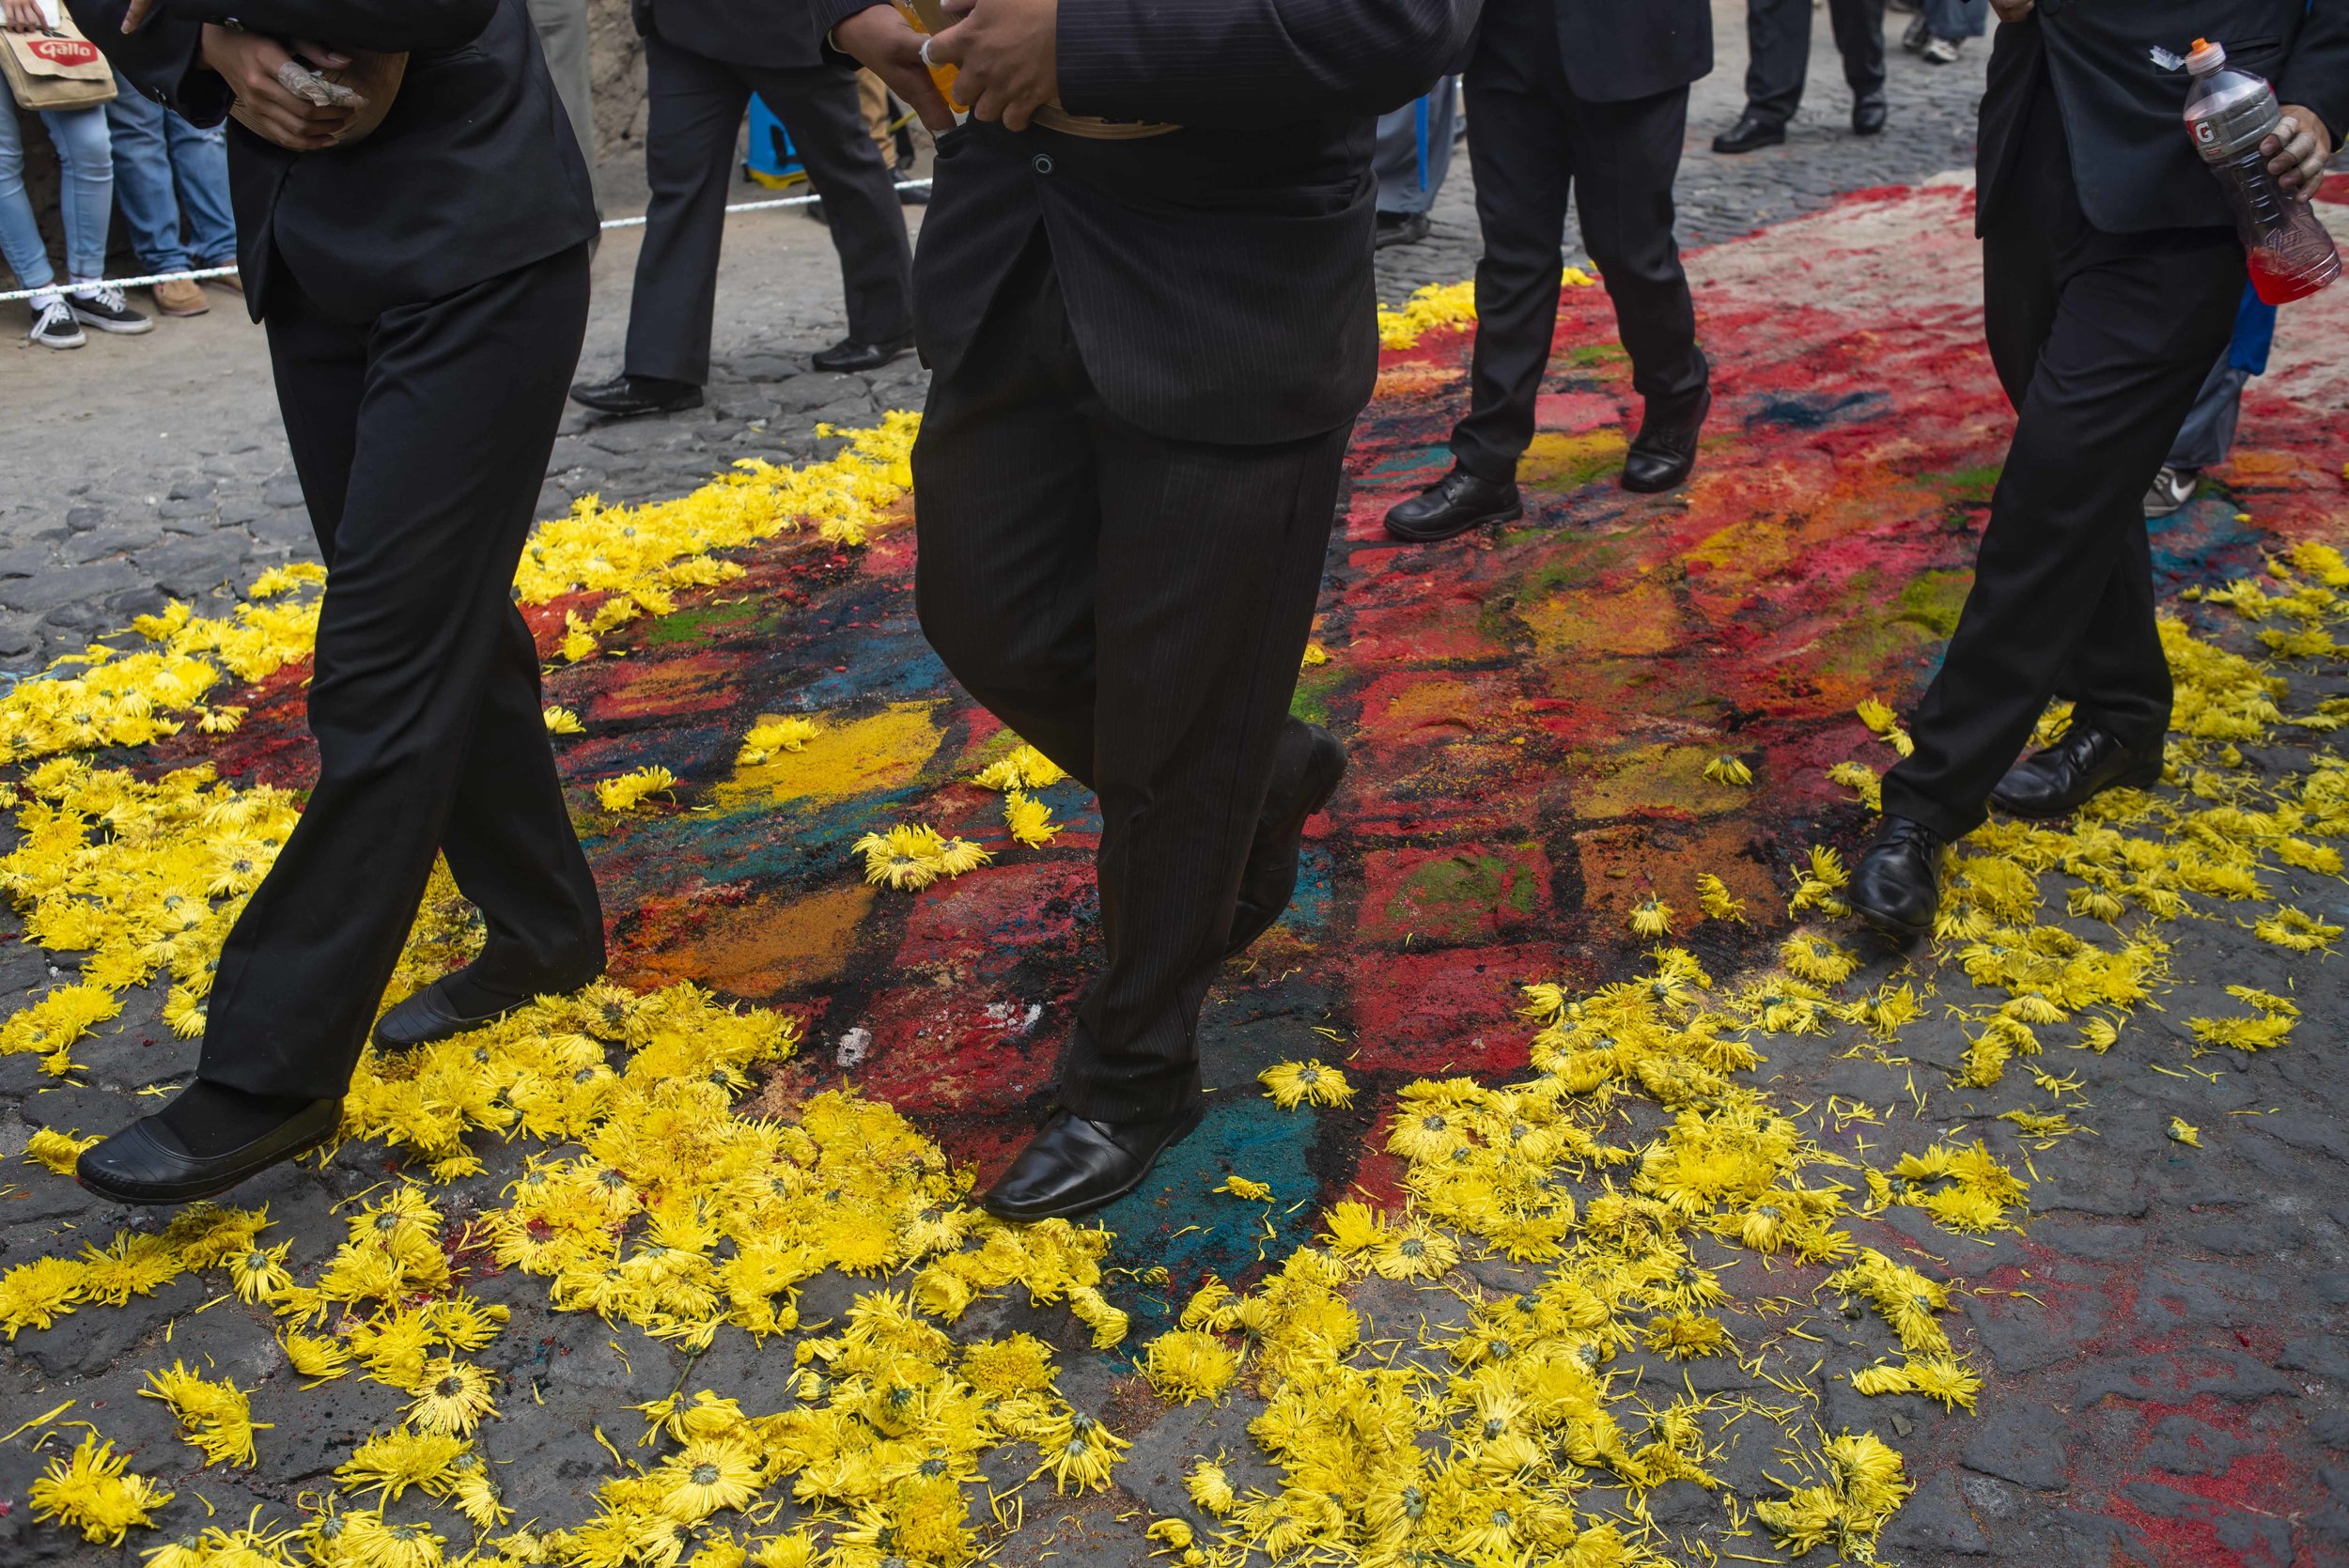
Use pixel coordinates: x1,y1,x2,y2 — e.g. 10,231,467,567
926,0,1059,132
832,2,958,132
2263,106,2332,201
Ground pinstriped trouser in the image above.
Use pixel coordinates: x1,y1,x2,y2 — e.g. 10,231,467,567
910,240,1348,1124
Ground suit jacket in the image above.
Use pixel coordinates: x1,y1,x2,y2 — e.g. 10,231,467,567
632,0,820,71
70,0,598,321
1550,0,1712,103
1979,0,2349,235
819,0,1479,445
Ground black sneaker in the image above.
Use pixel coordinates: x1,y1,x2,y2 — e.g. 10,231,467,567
69,283,154,335
27,296,84,350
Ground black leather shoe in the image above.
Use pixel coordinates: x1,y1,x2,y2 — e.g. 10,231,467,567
1385,466,1523,543
1622,384,1711,493
812,335,911,373
372,961,599,1051
982,1100,1206,1220
1713,112,1786,154
1989,725,2163,819
1847,815,1945,940
77,1098,340,1206
1226,722,1347,960
570,373,704,417
1375,210,1431,250
1853,93,1889,135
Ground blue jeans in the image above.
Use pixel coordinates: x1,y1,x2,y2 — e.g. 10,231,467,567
1923,0,1985,40
106,74,236,272
0,100,113,292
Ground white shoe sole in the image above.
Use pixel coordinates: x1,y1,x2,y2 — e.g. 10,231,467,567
30,330,86,350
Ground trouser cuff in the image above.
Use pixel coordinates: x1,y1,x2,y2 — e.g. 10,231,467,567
1056,1060,1203,1126
1877,773,1983,845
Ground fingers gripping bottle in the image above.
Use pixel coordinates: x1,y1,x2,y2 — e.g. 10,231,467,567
890,0,967,112
2182,36,2339,303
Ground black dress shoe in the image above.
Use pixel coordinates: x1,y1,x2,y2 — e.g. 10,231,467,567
1385,466,1523,543
1989,725,2163,819
897,183,931,207
372,961,599,1051
982,1100,1206,1220
1853,93,1889,135
1713,112,1786,154
1226,722,1347,960
812,335,912,373
77,1098,340,1206
1847,815,1945,940
1622,384,1711,493
570,373,704,417
1375,210,1431,250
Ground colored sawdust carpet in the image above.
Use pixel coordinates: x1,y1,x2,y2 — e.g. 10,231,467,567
5,179,2349,1567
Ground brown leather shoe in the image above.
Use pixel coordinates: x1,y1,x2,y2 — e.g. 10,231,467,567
200,266,242,295
152,277,209,317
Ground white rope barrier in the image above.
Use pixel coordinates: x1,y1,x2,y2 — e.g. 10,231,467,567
0,178,935,305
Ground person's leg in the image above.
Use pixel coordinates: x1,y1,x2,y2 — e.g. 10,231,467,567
1058,408,1348,1124
1448,26,1575,483
1830,0,1889,101
105,84,193,274
1880,236,2244,838
910,241,1100,787
198,246,594,1101
525,0,600,213
621,36,747,386
163,116,239,265
752,64,913,348
2164,360,2251,472
1564,85,1708,409
856,68,898,174
42,105,115,285
0,101,59,295
1744,0,1812,125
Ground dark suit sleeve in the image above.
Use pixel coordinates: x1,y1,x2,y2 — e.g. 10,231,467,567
145,0,495,54
1054,0,1480,126
66,0,231,124
2279,3,2349,150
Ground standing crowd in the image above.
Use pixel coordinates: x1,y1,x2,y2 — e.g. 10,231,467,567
12,0,2337,1222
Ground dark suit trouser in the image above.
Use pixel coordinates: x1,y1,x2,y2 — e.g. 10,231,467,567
1451,0,1706,484
1880,71,2243,842
1743,0,1887,125
625,35,912,384
203,245,604,1101
913,241,1346,1125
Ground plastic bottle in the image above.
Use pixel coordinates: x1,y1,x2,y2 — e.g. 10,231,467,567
2182,37,2339,304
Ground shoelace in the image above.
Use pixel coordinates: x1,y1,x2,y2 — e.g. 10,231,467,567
32,300,73,333
73,284,127,313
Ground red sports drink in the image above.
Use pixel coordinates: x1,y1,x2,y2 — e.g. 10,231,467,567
2181,37,2339,304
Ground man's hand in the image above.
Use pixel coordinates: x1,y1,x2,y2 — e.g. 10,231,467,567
2265,105,2333,203
200,23,355,149
3,0,47,34
832,4,956,132
1989,0,2033,22
929,0,1056,133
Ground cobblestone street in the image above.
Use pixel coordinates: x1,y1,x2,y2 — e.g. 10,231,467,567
9,8,2349,1568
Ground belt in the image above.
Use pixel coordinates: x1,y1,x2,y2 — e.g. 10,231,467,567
1031,106,1179,140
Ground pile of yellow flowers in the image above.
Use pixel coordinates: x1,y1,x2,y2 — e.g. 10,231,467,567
0,417,919,765
7,485,2349,1568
